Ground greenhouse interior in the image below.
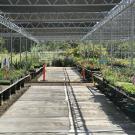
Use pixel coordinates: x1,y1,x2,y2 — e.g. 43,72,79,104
0,0,135,134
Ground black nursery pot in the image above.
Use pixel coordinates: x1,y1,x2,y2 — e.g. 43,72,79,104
34,65,40,68
91,68,100,71
29,69,36,72
128,93,135,98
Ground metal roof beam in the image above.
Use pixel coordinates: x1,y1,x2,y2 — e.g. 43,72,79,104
0,0,120,6
36,35,82,41
16,22,94,29
31,32,87,36
0,14,38,42
5,12,106,22
0,32,86,37
1,27,91,30
0,5,115,13
3,12,108,15
0,4,117,6
12,19,101,23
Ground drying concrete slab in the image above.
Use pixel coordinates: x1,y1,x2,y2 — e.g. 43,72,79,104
0,85,70,134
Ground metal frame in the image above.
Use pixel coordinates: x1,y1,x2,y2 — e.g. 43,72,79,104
0,0,119,5
4,12,107,22
0,14,38,43
82,0,135,41
0,0,121,41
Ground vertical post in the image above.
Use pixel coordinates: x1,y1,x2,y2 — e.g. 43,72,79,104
92,42,95,61
110,22,113,69
30,40,32,62
130,6,134,68
82,67,86,80
26,38,28,62
99,29,102,68
34,43,36,59
20,36,22,62
87,41,90,60
10,36,13,67
0,25,2,64
110,42,113,68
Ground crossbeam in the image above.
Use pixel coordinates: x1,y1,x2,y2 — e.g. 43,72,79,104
5,12,106,23
0,0,119,5
0,14,38,42
36,35,82,41
0,5,115,13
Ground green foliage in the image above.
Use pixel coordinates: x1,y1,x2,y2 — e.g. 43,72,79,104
112,59,130,67
13,60,26,69
36,41,72,52
0,69,3,80
65,48,80,57
0,37,8,53
102,66,132,83
101,65,135,95
115,82,135,94
0,69,25,82
9,69,26,82
107,41,135,58
52,57,75,67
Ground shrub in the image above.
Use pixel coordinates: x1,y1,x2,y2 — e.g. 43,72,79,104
52,57,75,67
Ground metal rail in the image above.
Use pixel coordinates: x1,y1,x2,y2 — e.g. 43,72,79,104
0,0,119,5
76,64,135,101
0,75,30,106
0,67,43,106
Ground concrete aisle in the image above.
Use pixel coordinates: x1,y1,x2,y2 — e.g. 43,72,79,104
0,85,69,135
0,67,135,135
38,67,82,82
69,85,135,135
66,67,82,82
38,67,65,82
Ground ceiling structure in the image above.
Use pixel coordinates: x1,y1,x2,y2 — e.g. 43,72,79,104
0,0,121,42
82,0,135,41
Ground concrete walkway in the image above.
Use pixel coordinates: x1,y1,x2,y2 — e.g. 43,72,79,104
69,85,135,135
0,85,69,135
38,67,82,82
0,67,135,135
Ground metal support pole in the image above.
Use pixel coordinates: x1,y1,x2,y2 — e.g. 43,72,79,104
10,36,13,67
19,37,22,62
93,42,95,61
130,6,134,68
25,38,28,63
99,29,102,68
30,40,33,61
110,22,113,69
34,43,36,59
110,42,113,68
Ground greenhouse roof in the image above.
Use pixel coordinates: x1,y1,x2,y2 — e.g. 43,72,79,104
0,0,122,42
82,0,135,41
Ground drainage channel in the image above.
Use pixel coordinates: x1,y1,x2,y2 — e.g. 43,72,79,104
64,67,90,135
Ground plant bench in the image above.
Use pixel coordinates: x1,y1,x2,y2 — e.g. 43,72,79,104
0,80,11,85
